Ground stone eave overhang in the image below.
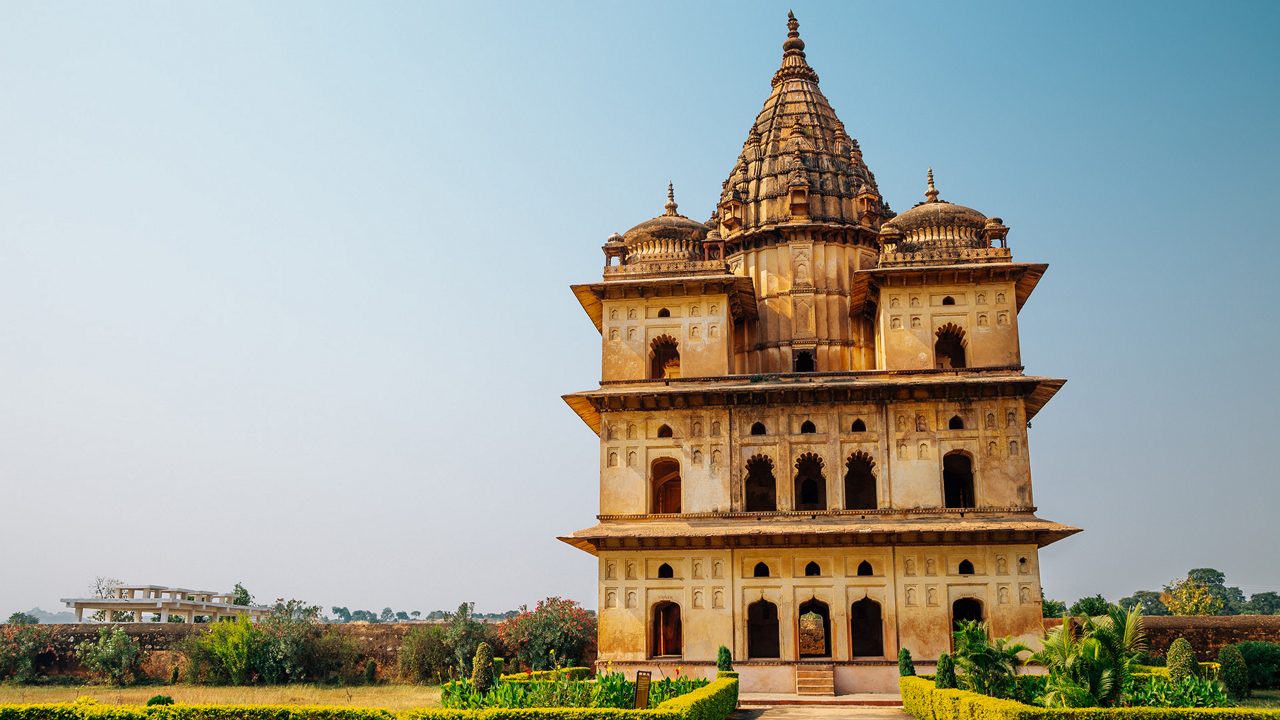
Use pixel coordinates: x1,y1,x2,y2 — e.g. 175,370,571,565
562,370,1065,435
723,221,881,249
558,511,1081,556
570,274,759,333
854,262,1047,315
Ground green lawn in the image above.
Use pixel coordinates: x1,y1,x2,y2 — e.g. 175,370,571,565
0,684,441,710
1240,689,1280,709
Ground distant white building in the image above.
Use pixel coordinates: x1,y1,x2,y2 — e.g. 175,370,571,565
61,584,271,623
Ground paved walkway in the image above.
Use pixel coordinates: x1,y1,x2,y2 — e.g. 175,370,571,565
733,707,910,720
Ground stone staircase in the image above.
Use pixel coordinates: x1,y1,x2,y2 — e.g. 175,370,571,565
794,664,835,696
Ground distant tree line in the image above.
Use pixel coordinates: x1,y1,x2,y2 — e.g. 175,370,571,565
1043,567,1280,617
326,606,520,624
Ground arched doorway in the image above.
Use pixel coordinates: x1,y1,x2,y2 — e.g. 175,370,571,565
797,598,832,658
650,335,681,379
747,599,780,659
651,602,682,657
850,598,884,657
952,598,984,633
934,324,967,369
794,453,827,511
943,452,975,509
651,458,681,514
844,451,877,510
744,455,777,512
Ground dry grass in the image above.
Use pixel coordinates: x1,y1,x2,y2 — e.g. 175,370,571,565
1241,689,1280,708
0,685,442,710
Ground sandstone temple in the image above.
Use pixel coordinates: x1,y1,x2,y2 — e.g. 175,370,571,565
560,13,1079,695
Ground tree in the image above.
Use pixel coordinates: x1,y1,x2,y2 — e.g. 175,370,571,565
232,583,253,606
936,653,957,689
77,627,144,686
1246,592,1280,615
410,611,422,620
1069,594,1110,617
1219,645,1250,699
398,625,452,684
91,577,123,622
1034,606,1147,708
1167,637,1198,683
444,603,489,675
471,642,495,693
952,620,1030,699
6,612,38,625
395,611,410,622
1119,591,1170,616
1187,568,1247,615
379,607,395,623
497,597,596,671
1163,577,1223,616
898,648,915,677
716,645,733,672
350,609,379,623
1042,595,1068,618
331,607,352,623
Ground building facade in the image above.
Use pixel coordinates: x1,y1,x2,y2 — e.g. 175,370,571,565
561,13,1078,695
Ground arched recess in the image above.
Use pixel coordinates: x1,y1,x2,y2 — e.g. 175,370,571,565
793,350,815,372
951,598,984,633
651,458,681,514
657,424,673,438
794,453,827,511
744,455,777,512
958,559,975,575
750,422,767,436
948,415,965,430
797,598,832,658
856,560,874,577
650,335,681,379
800,420,816,434
651,601,682,657
934,323,967,369
753,562,770,578
804,561,821,577
657,563,674,579
844,451,877,510
851,419,867,432
657,307,671,318
943,452,975,509
747,599,780,659
850,598,885,657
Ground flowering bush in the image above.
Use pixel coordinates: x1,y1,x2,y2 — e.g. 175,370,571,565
497,598,596,671
0,623,59,683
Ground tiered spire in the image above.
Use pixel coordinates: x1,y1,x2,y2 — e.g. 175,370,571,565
714,12,889,237
663,182,679,216
925,168,940,203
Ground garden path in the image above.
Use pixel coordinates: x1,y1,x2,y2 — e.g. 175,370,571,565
733,706,910,720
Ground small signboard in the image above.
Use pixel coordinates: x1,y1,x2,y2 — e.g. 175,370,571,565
634,670,652,709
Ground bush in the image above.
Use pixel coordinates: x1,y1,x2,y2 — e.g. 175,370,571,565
1219,645,1250,700
0,624,59,684
497,598,595,672
1168,637,1198,684
471,643,495,694
77,627,144,686
936,653,957,689
399,625,454,684
145,695,175,706
1238,641,1280,689
716,645,732,672
365,659,378,685
170,665,180,685
899,647,916,677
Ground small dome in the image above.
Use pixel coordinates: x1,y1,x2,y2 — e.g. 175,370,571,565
620,184,708,264
880,169,989,245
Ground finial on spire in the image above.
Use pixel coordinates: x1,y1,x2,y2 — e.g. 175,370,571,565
925,167,939,202
783,10,804,51
664,182,679,216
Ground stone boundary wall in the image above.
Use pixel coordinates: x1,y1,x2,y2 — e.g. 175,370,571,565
1043,615,1280,661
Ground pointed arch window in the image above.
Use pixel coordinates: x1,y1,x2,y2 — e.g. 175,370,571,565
948,415,965,430
850,419,867,432
800,420,816,434
744,455,777,512
651,602,682,657
958,559,975,575
850,598,884,657
844,451,877,510
657,424,673,438
651,458,682,514
935,323,967,369
794,453,827,511
747,599,780,659
804,561,821,577
753,562,771,578
650,335,681,379
750,422,767,436
857,560,874,577
657,563,674,579
657,307,671,318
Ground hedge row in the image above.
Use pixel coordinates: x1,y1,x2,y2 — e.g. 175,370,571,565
410,675,738,720
900,676,1280,720
0,707,399,720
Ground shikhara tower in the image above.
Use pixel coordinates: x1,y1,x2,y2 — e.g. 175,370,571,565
560,14,1078,695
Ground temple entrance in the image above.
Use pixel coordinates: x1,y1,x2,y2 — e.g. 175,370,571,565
747,599,780,659
952,597,984,632
651,602,682,657
850,598,884,657
797,598,831,658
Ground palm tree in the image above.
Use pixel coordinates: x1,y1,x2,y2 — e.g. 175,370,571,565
1032,607,1147,708
952,620,1031,698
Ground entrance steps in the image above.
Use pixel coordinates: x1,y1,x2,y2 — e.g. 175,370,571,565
795,664,835,695
738,692,903,707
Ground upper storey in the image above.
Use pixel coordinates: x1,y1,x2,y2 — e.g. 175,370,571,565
713,12,890,239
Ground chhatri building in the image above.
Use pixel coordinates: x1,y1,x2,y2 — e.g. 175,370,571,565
560,13,1079,695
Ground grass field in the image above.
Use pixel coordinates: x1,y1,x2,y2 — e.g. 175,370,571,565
1241,689,1280,708
0,685,442,710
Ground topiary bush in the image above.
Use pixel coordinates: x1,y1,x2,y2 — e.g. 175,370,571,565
1167,637,1197,684
716,646,733,672
1218,644,1250,700
145,695,174,707
898,647,916,677
935,653,957,689
1238,640,1280,689
470,642,495,694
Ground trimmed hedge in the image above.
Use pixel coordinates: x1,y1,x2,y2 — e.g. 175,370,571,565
411,676,738,720
900,676,1280,720
0,706,399,720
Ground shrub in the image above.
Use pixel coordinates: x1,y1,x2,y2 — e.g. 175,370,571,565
471,643,494,694
170,665,180,685
1238,641,1280,689
1168,637,1198,684
1125,674,1231,707
1219,645,1250,700
716,645,733,672
145,695,174,706
365,659,378,685
497,597,596,672
400,625,454,684
0,624,59,684
899,647,916,677
935,653,957,689
77,626,143,686
1069,595,1110,617
202,615,263,685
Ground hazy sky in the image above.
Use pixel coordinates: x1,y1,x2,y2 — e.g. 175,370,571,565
2,1,1278,618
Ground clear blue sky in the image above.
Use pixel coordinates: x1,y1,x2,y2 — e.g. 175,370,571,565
2,1,1277,617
